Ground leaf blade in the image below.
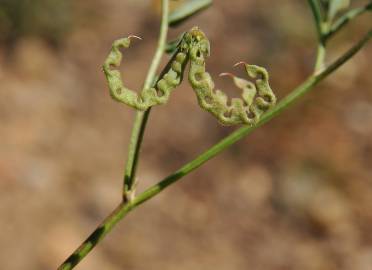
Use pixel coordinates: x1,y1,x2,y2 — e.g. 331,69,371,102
328,0,350,21
169,0,212,27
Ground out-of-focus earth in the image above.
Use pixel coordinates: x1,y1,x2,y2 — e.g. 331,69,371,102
0,1,371,269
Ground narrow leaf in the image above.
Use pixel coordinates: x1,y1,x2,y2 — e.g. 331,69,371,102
169,0,212,27
326,2,372,40
165,32,186,54
328,0,350,21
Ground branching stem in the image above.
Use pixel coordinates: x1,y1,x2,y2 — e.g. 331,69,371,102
134,29,371,208
57,29,371,270
57,1,169,268
325,2,372,41
123,0,169,200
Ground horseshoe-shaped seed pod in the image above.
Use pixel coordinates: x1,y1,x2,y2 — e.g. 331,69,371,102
103,26,277,125
187,27,276,125
103,35,189,111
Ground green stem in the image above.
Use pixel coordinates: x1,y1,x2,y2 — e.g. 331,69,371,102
308,0,324,40
133,30,371,208
123,0,169,199
57,1,169,269
123,110,151,200
314,41,326,72
325,2,372,41
57,202,133,270
57,30,371,270
307,0,327,72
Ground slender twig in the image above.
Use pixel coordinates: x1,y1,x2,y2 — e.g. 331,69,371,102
307,0,327,72
314,41,327,72
325,2,372,41
57,1,169,268
306,0,331,73
123,0,169,200
308,0,324,40
132,30,371,208
57,30,371,270
57,202,132,270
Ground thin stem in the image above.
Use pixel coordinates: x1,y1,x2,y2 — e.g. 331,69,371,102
57,30,371,270
57,202,133,270
308,0,324,40
325,2,372,41
123,0,169,199
132,30,371,208
314,42,326,72
143,0,169,89
123,110,151,200
308,0,327,72
57,1,169,269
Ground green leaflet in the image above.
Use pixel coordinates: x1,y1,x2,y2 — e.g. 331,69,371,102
169,0,213,26
320,0,351,22
103,27,277,126
328,0,350,21
165,32,186,54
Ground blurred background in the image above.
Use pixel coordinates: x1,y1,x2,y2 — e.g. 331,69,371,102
0,0,371,269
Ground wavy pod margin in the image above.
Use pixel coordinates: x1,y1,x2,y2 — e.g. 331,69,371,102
103,36,189,110
187,27,277,125
103,27,277,125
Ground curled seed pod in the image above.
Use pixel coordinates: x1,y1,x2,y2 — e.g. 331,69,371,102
187,28,277,125
103,26,277,126
241,63,277,119
103,35,189,111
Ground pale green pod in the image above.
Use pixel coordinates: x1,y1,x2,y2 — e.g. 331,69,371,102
187,27,276,125
103,27,277,125
103,36,189,110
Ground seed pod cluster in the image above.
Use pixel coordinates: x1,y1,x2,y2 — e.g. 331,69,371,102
103,27,277,125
